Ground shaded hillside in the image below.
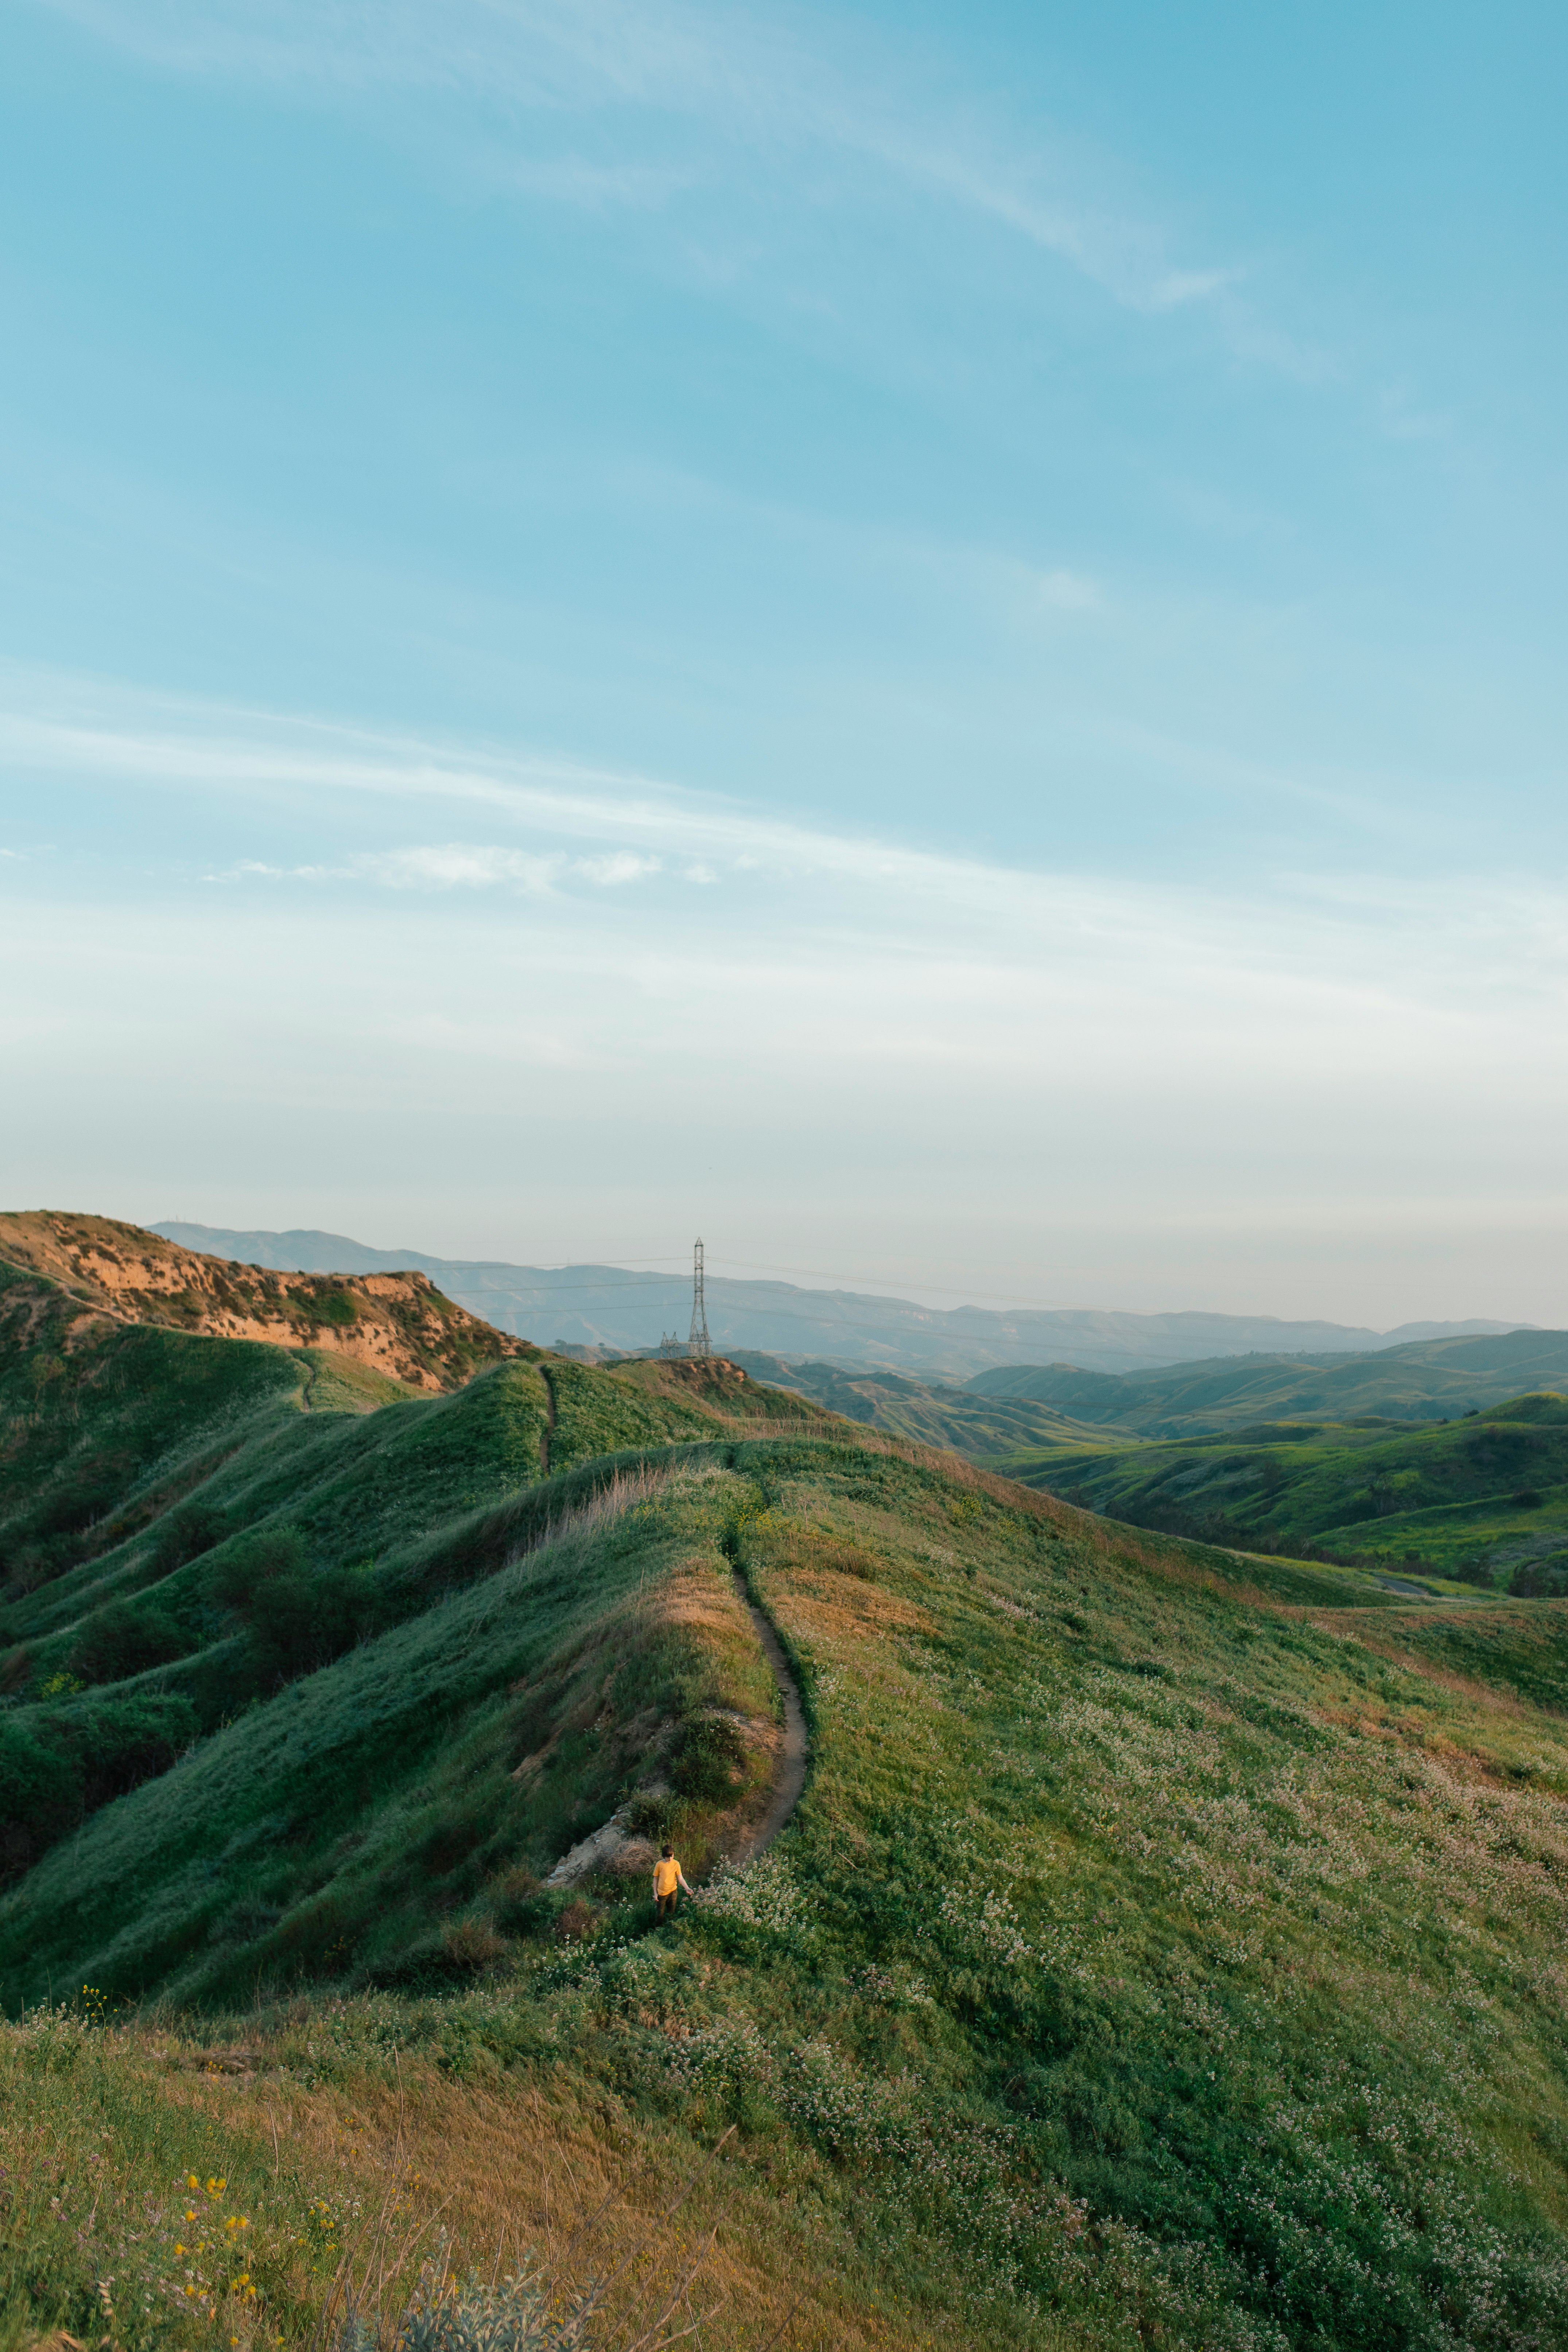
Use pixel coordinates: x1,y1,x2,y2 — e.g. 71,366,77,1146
994,1391,1568,1591
0,1264,822,1876
0,1210,528,1393
970,1324,1568,1435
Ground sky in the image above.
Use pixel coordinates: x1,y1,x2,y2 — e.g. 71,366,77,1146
1,0,1564,1326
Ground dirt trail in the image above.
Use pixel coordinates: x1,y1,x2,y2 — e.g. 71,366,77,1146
730,1571,809,1863
545,1565,809,1889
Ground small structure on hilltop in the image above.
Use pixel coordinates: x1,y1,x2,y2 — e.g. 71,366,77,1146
688,1237,711,1359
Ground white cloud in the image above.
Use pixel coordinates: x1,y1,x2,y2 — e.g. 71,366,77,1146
360,843,564,890
574,851,662,886
6,669,1567,1322
7,674,1566,1035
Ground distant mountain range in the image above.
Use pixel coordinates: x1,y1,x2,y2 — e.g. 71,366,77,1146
152,1223,1527,1378
727,1328,1568,1453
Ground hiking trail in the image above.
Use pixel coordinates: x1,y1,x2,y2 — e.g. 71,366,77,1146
730,1569,809,1865
545,1567,809,1889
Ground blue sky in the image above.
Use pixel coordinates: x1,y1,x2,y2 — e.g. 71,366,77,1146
3,0,1564,1323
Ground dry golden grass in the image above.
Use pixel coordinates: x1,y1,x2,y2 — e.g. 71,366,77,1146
163,2056,939,2351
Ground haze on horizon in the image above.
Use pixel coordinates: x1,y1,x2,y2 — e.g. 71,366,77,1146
2,1,1564,1331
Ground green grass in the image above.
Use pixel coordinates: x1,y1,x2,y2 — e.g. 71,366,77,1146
728,1352,1106,1454
989,1393,1568,1591
9,1433,1568,2346
9,1278,1568,2348
966,1327,1568,1435
0,2002,363,2352
0,1272,826,1881
0,1460,780,2008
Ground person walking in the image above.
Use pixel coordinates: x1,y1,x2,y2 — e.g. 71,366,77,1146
653,1844,692,1922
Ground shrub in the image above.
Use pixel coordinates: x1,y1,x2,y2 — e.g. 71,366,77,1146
1510,1557,1568,1599
360,2267,595,2352
313,1291,360,1328
69,1692,201,1808
150,1500,233,1576
207,1526,312,1611
486,1866,543,1935
440,1918,508,1973
0,1720,76,1877
209,1529,377,1686
553,1898,597,1942
67,1599,190,1686
669,1715,746,1804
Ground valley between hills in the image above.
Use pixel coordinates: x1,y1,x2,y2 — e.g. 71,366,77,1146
5,1215,1568,2351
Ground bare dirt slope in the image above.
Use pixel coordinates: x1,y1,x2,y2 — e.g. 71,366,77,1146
0,1210,535,1393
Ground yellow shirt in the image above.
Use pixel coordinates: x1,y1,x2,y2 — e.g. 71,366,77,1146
653,1857,682,1897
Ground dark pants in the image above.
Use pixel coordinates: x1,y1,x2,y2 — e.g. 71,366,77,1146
657,1891,678,1921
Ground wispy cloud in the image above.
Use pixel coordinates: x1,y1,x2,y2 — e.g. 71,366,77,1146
7,673,1565,1027
217,842,667,892
44,0,1243,325
7,669,1566,1318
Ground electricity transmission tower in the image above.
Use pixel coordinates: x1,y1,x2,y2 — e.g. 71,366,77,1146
688,1238,711,1358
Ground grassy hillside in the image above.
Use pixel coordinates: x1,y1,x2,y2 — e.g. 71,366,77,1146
991,1393,1568,1594
8,1273,1568,2349
970,1327,1568,1436
0,1264,819,1878
730,1350,1105,1453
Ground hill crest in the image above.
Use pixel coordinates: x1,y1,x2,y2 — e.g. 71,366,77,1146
0,1210,533,1394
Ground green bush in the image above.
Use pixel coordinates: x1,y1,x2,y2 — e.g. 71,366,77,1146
67,1599,190,1686
0,1719,77,1877
150,1500,234,1576
209,1527,377,1686
0,1690,199,1881
68,1692,201,1808
669,1714,746,1804
313,1291,360,1328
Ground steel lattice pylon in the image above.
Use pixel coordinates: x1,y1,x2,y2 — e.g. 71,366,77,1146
688,1237,711,1357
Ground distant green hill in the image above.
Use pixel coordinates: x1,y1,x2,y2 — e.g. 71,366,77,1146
968,1324,1568,1434
729,1349,1105,1452
9,1253,1568,2349
989,1391,1568,1592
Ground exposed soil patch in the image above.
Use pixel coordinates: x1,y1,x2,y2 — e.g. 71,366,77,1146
0,1210,533,1392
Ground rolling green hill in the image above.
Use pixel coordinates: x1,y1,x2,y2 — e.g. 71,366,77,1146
8,1251,1568,2350
729,1350,1106,1452
988,1392,1568,1594
969,1326,1568,1436
0,1255,820,1882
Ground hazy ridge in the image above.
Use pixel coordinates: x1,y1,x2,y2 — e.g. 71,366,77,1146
154,1222,1521,1376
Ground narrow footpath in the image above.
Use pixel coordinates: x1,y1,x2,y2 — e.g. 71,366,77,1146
546,1572,810,1887
730,1571,809,1864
